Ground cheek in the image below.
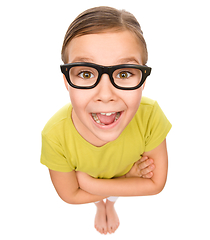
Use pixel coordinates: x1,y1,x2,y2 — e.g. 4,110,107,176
69,89,92,113
69,89,82,109
123,88,143,111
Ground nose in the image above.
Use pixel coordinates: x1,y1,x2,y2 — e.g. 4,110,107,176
95,73,116,102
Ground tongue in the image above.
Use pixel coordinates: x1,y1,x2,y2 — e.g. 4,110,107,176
96,113,117,125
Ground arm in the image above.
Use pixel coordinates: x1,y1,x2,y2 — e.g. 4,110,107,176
49,169,108,204
48,154,154,204
77,139,168,197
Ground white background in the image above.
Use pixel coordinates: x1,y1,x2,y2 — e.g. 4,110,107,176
1,0,209,239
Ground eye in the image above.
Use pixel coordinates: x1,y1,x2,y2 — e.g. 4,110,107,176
117,71,132,79
78,71,94,79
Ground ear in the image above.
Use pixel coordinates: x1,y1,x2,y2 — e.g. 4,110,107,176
63,75,69,91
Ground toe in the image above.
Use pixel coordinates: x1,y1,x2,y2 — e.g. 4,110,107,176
113,223,119,233
96,226,102,234
103,228,107,235
108,227,113,234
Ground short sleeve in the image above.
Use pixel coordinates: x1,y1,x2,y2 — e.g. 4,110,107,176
144,101,172,152
40,134,74,172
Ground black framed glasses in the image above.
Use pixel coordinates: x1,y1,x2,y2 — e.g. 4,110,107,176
60,62,152,90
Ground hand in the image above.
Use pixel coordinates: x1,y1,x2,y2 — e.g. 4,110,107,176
76,171,94,191
125,156,155,178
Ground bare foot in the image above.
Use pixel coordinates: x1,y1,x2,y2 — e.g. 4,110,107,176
106,199,120,234
94,200,107,234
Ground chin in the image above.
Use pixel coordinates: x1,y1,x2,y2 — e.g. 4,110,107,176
95,131,122,144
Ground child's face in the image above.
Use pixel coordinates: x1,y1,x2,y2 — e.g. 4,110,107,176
64,31,145,146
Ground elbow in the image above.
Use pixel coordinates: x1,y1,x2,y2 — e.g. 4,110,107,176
153,186,164,195
152,182,167,195
135,179,166,197
58,195,74,205
61,194,83,205
60,196,81,205
141,178,166,196
61,197,77,205
57,192,80,205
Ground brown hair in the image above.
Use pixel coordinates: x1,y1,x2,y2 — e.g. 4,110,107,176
61,6,148,64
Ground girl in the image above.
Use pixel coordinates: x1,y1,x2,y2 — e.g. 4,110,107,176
41,6,171,235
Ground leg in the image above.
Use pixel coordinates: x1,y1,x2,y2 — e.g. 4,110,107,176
94,200,107,235
106,197,120,234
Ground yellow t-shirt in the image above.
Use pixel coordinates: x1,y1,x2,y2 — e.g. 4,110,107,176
40,97,172,179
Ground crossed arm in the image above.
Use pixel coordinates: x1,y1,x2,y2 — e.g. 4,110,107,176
76,139,168,197
49,139,168,204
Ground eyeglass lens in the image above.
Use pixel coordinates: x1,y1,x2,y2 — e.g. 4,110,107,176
69,66,142,88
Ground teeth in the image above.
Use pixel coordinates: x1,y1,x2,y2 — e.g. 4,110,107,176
100,112,116,116
91,112,121,125
115,112,120,121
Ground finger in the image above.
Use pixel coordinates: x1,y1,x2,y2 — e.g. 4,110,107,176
133,158,146,167
140,164,155,176
138,158,154,170
142,172,154,179
139,156,149,163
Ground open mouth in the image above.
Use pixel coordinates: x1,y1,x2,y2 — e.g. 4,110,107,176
91,112,121,126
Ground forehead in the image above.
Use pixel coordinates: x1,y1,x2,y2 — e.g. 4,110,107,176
66,31,144,65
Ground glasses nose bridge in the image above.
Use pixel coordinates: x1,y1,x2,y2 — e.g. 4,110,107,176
99,66,113,81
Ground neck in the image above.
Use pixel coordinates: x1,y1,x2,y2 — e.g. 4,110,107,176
71,109,108,147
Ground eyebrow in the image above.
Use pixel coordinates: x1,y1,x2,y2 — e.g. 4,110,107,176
116,57,141,65
71,57,141,65
71,57,94,63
